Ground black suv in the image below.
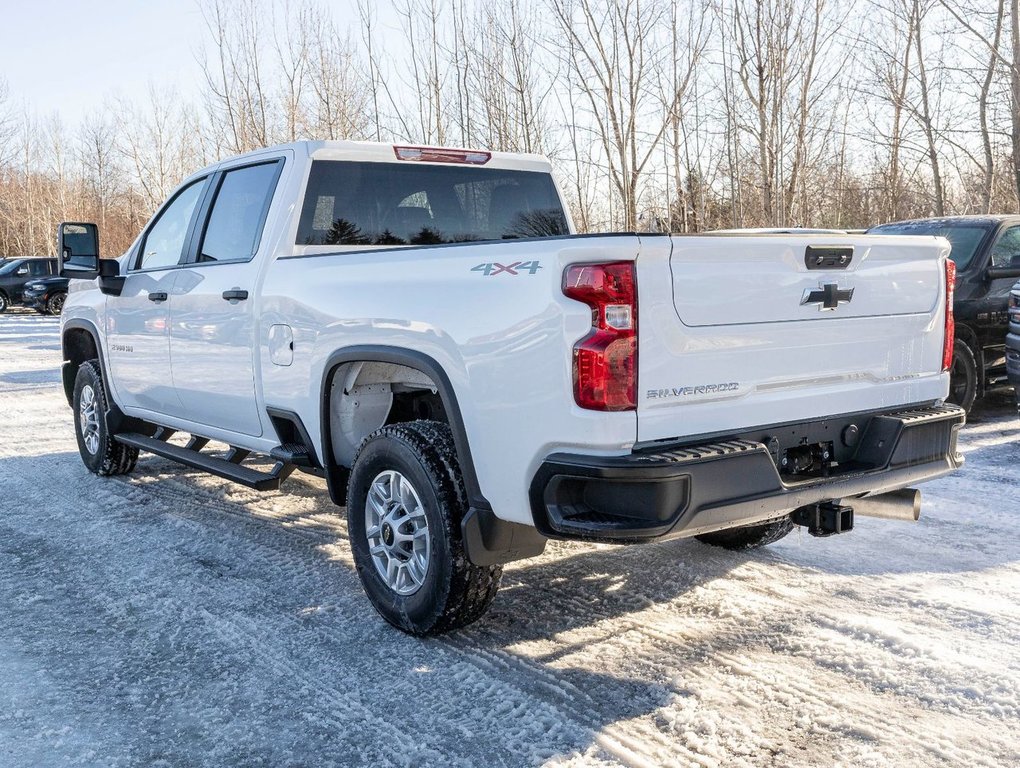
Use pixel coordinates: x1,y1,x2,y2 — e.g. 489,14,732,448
22,275,70,315
0,257,58,312
868,216,1020,412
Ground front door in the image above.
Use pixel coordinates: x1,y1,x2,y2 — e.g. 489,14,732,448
981,224,1020,348
169,159,284,437
106,178,207,416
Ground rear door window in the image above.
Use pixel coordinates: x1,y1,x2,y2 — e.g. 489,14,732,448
196,161,282,264
296,161,568,246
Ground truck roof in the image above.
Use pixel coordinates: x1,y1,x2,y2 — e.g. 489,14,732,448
196,140,555,178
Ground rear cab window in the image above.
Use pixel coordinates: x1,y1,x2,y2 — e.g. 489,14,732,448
296,161,569,248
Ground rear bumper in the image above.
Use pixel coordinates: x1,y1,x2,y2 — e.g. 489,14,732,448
529,405,965,543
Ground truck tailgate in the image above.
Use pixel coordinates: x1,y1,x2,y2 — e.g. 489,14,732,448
636,234,951,444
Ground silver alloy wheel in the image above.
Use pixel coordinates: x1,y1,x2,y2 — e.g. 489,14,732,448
79,384,100,455
365,470,430,595
50,293,65,314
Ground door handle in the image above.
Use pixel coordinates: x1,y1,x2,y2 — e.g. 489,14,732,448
148,292,168,303
222,289,249,302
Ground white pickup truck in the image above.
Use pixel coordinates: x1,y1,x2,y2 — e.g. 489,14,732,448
58,140,964,635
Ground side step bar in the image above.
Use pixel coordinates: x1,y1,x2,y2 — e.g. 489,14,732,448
114,432,294,491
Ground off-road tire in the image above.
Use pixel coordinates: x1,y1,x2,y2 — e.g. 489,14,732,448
46,292,66,315
72,360,138,476
947,340,978,414
696,517,795,550
347,420,502,635
0,292,8,313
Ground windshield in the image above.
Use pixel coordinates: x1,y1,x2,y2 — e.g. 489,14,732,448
296,161,569,246
0,260,24,275
867,222,992,270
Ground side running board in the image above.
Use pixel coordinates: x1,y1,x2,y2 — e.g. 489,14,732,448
114,432,295,491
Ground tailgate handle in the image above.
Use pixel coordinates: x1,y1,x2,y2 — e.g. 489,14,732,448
805,246,853,270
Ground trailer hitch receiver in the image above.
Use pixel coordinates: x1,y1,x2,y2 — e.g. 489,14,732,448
791,502,853,537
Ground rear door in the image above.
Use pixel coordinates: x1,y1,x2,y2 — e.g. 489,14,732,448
635,234,950,443
169,157,285,437
106,177,208,415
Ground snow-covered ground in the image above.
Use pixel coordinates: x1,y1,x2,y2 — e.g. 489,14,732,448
0,309,1018,768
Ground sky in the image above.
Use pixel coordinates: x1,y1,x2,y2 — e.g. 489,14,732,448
0,1,415,128
0,1,206,124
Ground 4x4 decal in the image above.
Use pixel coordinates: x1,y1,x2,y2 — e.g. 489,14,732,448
471,260,542,276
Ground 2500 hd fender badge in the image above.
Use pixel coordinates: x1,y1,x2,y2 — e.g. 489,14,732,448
647,383,740,399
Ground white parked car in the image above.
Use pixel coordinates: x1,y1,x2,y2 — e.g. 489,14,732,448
57,141,964,634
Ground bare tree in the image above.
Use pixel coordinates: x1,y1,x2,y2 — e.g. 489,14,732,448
199,0,271,153
117,85,202,211
550,0,700,229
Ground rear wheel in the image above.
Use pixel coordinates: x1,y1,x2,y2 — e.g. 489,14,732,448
46,292,66,315
947,340,978,413
72,360,138,476
346,421,502,635
696,517,794,550
0,292,8,313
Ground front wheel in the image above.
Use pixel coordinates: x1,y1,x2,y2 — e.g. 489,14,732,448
46,292,66,315
696,517,794,550
346,421,502,635
72,360,138,476
0,292,8,313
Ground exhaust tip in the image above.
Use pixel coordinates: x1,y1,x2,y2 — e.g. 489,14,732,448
845,488,921,522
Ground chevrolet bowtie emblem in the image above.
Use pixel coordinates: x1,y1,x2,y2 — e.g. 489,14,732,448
801,283,854,311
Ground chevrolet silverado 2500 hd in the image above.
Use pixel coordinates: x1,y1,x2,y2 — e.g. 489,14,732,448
57,140,964,635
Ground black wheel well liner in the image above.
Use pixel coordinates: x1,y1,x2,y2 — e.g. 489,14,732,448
320,346,489,512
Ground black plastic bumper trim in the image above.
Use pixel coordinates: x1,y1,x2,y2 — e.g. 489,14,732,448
530,405,965,543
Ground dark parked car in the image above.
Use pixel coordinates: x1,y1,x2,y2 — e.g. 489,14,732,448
0,257,58,312
1007,281,1020,410
868,216,1020,412
22,275,69,315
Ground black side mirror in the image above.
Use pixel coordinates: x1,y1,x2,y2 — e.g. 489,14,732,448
987,266,1020,280
57,222,100,279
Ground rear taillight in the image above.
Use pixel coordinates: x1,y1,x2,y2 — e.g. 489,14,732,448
563,262,637,411
942,259,956,372
393,145,491,164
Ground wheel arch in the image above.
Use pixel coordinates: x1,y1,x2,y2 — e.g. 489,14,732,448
321,345,547,567
61,319,103,407
320,346,485,511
